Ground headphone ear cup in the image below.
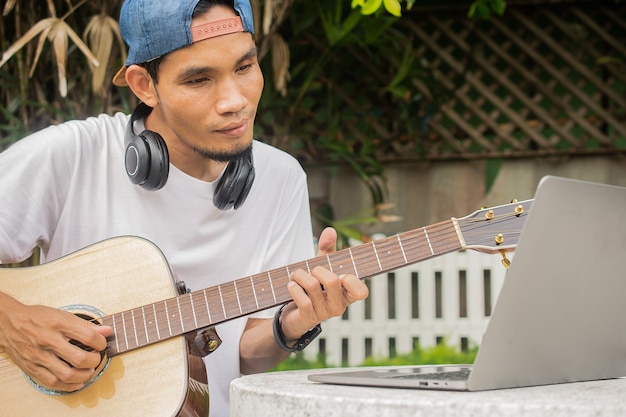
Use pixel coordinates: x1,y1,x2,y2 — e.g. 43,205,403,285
125,129,169,191
232,166,255,210
213,155,255,210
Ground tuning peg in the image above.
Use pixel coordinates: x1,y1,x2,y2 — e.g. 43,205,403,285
500,250,510,269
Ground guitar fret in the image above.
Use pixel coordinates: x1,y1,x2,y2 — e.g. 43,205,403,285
326,254,333,272
328,251,354,276
305,259,311,275
218,285,227,319
250,276,259,309
203,289,212,323
205,287,224,322
430,222,460,254
142,306,150,344
225,282,243,318
164,300,173,336
396,235,408,264
267,271,277,303
423,227,435,255
372,235,407,271
189,294,199,329
152,304,161,340
285,265,291,281
112,314,120,353
348,247,359,277
121,311,130,350
168,299,184,335
251,273,274,309
371,241,383,271
234,281,242,315
176,297,185,333
131,309,139,348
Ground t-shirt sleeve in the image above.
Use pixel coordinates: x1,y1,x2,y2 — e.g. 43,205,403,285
0,126,76,263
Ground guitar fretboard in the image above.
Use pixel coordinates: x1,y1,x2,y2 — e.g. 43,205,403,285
102,219,462,356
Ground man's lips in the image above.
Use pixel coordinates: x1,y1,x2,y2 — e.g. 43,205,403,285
216,120,248,136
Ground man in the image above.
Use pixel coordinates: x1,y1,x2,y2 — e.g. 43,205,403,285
0,0,368,415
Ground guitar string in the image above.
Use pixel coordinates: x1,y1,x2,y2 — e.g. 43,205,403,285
89,209,528,354
92,222,458,354
0,208,528,377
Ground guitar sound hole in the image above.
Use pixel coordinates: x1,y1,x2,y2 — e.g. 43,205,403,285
65,313,107,368
23,305,112,396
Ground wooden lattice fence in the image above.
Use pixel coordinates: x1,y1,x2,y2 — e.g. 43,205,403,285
399,0,626,160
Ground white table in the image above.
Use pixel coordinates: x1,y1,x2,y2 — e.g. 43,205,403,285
230,367,626,417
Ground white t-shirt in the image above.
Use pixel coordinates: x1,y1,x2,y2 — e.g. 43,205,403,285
0,112,315,416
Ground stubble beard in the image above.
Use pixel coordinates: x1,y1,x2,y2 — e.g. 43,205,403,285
192,141,252,163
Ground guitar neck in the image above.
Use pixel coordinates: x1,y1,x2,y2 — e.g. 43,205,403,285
101,219,463,357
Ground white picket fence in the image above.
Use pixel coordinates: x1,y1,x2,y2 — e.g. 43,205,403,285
303,248,510,366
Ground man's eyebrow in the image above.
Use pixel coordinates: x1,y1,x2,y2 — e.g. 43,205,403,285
240,46,259,61
177,46,259,81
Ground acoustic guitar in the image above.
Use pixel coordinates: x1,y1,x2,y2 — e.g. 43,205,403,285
0,199,531,416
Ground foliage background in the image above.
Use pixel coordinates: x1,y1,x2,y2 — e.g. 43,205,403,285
0,0,504,186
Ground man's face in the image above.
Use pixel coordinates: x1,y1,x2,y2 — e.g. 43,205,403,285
148,6,264,165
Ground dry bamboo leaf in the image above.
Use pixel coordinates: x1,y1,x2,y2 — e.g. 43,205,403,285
1,15,100,97
46,0,56,17
50,23,69,97
62,20,99,67
263,0,273,35
85,13,125,93
29,25,54,77
0,18,56,68
271,34,290,97
2,0,17,16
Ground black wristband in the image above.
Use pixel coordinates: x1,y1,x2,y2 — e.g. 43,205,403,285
272,303,322,352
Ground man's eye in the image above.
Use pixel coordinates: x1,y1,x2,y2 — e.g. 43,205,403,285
187,77,209,85
238,64,253,72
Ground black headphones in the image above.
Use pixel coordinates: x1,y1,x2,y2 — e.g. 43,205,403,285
124,103,255,210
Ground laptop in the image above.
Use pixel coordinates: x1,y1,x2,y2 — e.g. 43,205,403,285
309,175,626,391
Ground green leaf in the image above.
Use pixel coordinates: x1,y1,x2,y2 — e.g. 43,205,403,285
383,0,402,17
492,0,507,15
360,0,383,15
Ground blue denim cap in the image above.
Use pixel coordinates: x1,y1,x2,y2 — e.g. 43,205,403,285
113,0,254,86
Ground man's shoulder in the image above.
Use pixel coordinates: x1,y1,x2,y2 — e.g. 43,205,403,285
3,112,130,160
62,112,130,135
21,112,129,144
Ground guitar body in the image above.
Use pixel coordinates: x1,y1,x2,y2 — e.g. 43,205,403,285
0,237,209,417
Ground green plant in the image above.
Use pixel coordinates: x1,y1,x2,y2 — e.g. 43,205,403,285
271,339,477,371
351,0,506,18
272,352,331,371
314,203,401,249
362,339,478,366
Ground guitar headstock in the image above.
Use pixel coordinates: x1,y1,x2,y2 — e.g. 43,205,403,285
455,199,533,254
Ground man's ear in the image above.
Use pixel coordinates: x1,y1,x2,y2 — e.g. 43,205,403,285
125,65,158,107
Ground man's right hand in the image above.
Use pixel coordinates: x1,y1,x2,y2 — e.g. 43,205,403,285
0,292,113,392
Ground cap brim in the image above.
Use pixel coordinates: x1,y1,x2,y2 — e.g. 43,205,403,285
112,65,128,87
